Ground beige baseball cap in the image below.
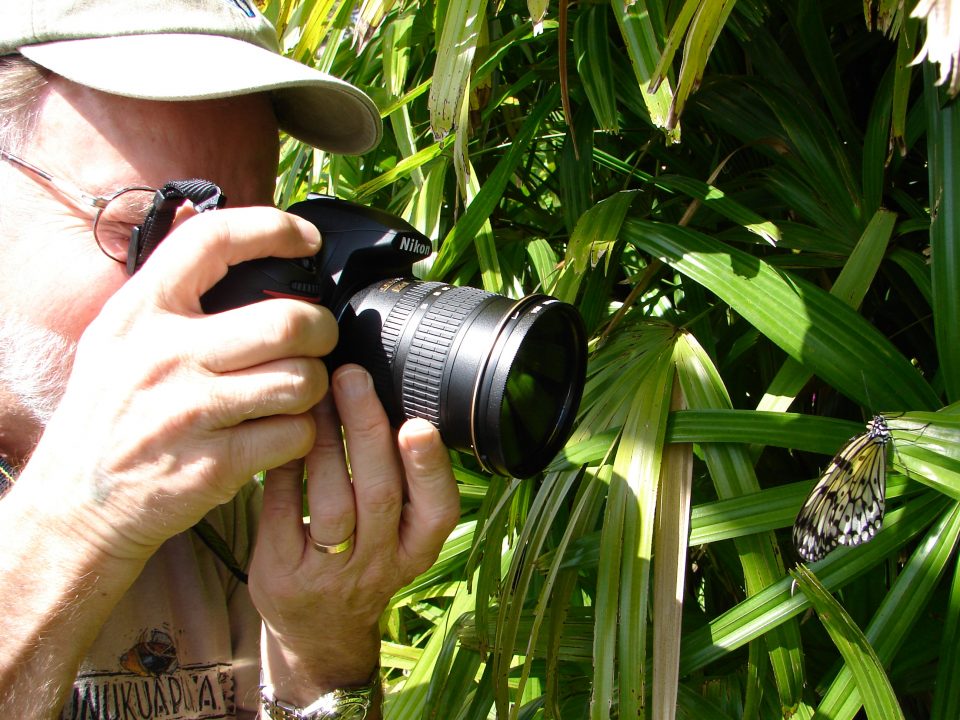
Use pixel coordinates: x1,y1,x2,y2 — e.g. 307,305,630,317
1,0,382,155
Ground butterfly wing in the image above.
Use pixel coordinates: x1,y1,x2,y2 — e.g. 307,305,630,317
793,417,890,562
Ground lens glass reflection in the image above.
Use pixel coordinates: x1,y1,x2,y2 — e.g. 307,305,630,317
498,312,577,473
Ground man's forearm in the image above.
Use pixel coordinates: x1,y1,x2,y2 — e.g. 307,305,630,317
0,483,146,718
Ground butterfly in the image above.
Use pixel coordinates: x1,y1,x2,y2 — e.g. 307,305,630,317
793,415,891,562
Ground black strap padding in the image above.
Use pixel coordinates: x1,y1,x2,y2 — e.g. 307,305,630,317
127,179,226,274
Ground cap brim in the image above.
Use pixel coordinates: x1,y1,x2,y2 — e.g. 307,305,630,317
21,34,382,155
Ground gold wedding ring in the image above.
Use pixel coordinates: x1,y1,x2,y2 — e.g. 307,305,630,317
304,518,355,555
307,525,355,554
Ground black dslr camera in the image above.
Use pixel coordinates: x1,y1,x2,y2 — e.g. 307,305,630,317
142,194,587,478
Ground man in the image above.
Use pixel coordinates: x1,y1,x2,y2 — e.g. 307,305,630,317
0,2,460,718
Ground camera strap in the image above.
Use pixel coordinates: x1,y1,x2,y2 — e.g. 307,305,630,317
127,178,226,275
191,517,249,585
0,456,15,497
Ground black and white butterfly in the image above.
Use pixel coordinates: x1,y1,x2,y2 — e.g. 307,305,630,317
793,415,891,562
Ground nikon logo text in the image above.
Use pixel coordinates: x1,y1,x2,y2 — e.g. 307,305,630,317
398,235,432,257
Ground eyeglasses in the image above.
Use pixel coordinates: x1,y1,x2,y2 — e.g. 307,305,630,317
0,148,158,265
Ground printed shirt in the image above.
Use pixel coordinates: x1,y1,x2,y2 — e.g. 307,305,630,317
60,482,263,720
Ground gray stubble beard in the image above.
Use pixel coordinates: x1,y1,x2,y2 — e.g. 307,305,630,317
0,315,76,429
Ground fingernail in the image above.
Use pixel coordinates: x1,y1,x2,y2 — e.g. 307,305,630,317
336,366,373,398
403,418,438,454
295,216,322,250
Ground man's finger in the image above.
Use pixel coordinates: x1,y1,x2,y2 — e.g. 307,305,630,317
304,396,357,555
128,207,321,313
194,300,338,373
396,418,459,574
331,366,403,556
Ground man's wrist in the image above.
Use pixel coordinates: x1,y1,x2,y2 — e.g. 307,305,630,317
16,447,161,564
259,665,382,720
261,623,380,702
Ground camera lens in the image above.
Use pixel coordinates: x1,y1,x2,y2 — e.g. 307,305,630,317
479,299,583,477
339,279,587,478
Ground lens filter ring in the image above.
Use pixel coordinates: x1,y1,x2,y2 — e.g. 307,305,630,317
471,296,587,478
466,296,528,474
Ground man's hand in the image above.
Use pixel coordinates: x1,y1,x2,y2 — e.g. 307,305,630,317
248,364,461,705
21,206,336,559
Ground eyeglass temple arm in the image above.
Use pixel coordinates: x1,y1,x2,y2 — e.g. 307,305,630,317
1,149,107,209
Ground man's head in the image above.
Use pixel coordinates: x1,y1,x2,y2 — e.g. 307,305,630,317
0,0,378,452
0,75,281,435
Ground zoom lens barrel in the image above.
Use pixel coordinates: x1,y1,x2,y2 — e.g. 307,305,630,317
340,278,587,478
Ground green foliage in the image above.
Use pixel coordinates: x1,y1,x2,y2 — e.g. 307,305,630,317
265,0,960,717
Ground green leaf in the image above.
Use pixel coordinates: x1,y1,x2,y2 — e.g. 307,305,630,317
574,6,620,132
648,0,699,95
924,61,960,403
384,580,477,719
652,379,692,720
428,87,560,281
610,0,679,141
812,499,960,719
593,341,674,719
790,565,906,720
756,207,896,414
679,493,949,675
491,470,581,718
790,0,860,147
933,551,960,719
668,409,865,454
624,219,940,412
383,12,425,188
459,156,505,293
429,0,490,139
668,0,737,130
674,334,806,712
566,190,639,274
888,247,932,305
351,138,452,201
891,13,920,150
524,237,559,293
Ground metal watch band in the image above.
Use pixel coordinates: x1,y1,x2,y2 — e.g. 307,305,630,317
260,678,378,720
